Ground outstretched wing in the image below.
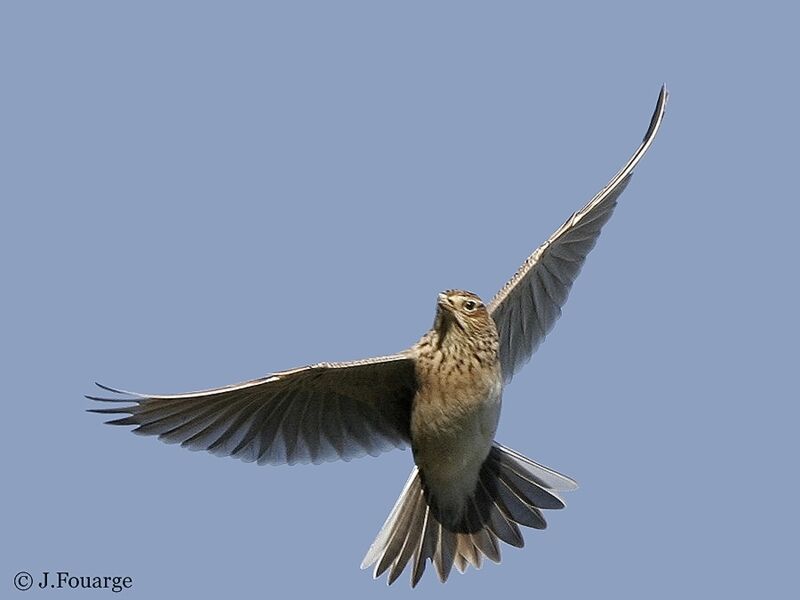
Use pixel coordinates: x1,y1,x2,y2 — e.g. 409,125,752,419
488,85,668,382
88,354,417,465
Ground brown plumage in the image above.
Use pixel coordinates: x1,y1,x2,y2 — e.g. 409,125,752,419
88,86,668,586
363,290,573,585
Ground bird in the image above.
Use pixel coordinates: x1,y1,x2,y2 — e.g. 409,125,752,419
88,85,668,587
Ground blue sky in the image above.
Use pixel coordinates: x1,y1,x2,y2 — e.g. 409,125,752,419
2,2,798,598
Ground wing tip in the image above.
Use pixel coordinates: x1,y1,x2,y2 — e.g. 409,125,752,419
642,83,669,143
85,394,134,403
94,381,125,393
90,381,145,398
86,381,142,404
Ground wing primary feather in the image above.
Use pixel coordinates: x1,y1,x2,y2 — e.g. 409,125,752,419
488,86,667,381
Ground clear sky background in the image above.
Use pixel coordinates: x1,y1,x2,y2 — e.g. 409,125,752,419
2,2,798,598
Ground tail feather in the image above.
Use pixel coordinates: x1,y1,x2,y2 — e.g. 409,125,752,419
455,534,481,572
494,442,578,491
434,524,456,582
495,476,548,529
465,516,500,563
362,443,576,586
410,505,435,586
375,486,418,580
454,552,468,574
480,490,524,548
496,460,566,510
386,487,425,584
362,468,418,570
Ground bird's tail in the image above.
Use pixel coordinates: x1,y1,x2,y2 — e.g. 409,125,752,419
361,442,577,586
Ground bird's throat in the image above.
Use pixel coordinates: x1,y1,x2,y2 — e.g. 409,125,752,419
434,309,465,349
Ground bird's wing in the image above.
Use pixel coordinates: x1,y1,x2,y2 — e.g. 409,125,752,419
488,85,668,382
88,353,417,465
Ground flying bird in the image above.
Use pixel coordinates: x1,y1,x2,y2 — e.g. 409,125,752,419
88,85,668,587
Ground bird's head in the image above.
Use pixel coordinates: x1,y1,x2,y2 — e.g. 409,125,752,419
434,289,494,341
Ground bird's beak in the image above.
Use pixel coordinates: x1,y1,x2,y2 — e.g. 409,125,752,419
437,293,450,309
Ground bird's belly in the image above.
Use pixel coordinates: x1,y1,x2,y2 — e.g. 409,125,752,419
411,384,502,518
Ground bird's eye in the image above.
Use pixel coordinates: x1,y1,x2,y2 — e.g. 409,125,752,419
464,300,477,311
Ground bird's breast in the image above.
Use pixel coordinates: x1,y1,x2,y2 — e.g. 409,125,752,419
410,355,503,516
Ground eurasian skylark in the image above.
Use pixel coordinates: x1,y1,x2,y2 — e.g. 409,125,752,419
89,86,668,587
